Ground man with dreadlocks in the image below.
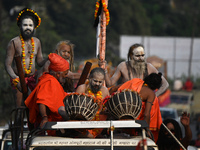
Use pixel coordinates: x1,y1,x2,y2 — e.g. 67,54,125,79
101,43,168,97
37,40,81,92
157,112,192,150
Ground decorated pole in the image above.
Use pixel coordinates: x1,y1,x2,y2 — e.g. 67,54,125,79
94,0,110,69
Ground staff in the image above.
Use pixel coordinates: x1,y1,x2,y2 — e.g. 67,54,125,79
95,0,110,69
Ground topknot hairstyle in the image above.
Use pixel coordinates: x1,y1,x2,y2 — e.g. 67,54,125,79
143,72,162,90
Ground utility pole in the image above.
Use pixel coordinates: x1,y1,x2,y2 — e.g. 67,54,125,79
0,0,2,47
188,12,196,78
173,38,176,80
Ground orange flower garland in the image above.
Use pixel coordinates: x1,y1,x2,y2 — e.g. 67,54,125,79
12,77,20,88
88,88,103,136
88,88,102,101
94,0,100,19
20,34,35,75
17,8,41,29
94,0,110,25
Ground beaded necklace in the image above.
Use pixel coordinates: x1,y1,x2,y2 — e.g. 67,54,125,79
20,34,35,74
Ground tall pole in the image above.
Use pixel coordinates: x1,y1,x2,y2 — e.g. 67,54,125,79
0,0,2,48
188,37,194,78
98,0,109,69
188,15,195,78
173,38,176,80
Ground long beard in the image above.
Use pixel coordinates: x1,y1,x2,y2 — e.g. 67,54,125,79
20,29,35,40
58,76,66,86
89,83,101,94
162,135,180,149
129,59,146,77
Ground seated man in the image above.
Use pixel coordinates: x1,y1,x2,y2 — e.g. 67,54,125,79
117,73,163,142
25,53,69,134
76,67,110,138
76,67,109,138
59,67,110,138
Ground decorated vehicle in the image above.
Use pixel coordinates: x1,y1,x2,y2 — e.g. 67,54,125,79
5,102,158,150
25,120,158,150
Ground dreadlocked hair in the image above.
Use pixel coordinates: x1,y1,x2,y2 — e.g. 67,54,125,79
143,72,162,90
157,118,182,150
55,40,75,72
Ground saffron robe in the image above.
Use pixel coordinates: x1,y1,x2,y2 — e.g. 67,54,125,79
118,78,162,142
25,73,67,127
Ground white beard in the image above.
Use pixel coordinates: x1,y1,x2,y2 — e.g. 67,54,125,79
129,59,146,78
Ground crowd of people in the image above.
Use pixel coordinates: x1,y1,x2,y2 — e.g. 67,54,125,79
4,7,194,150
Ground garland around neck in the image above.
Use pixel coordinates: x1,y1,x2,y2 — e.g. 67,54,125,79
20,34,35,74
88,88,102,100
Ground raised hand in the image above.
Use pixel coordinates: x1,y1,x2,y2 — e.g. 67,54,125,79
180,112,190,127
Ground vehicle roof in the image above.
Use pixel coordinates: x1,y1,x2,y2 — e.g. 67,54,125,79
25,120,158,149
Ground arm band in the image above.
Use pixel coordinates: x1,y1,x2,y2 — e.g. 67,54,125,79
146,101,153,105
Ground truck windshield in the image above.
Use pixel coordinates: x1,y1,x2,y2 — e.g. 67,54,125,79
170,95,189,104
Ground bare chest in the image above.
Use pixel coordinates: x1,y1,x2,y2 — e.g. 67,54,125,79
15,39,38,58
121,67,144,82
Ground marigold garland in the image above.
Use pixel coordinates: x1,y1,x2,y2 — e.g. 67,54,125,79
20,34,35,75
12,77,20,88
88,88,103,136
94,0,110,25
65,92,95,99
94,1,100,19
17,8,41,29
88,88,102,102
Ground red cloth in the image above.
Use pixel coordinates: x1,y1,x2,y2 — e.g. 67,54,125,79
25,73,68,126
117,78,162,142
48,53,69,72
184,79,193,91
158,89,171,107
195,139,200,147
10,75,36,91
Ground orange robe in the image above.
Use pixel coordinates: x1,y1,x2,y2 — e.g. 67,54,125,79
25,73,67,128
87,111,107,138
118,78,162,142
